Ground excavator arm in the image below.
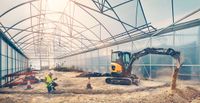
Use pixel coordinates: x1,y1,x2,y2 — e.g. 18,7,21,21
106,47,181,86
123,48,180,76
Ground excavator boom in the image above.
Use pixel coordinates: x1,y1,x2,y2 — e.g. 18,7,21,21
124,48,180,76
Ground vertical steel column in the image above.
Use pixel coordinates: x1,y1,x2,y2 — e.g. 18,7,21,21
135,0,138,27
27,58,29,69
197,26,200,81
22,56,23,71
198,26,200,64
149,37,152,79
11,47,13,81
131,42,134,53
6,42,8,83
21,56,22,71
18,53,20,72
117,45,119,50
138,0,150,31
98,50,100,73
106,47,109,73
39,0,42,71
40,54,42,70
19,55,20,71
82,54,85,70
171,0,175,24
48,49,50,69
15,51,18,72
78,54,81,70
86,53,88,71
18,54,20,72
90,52,93,72
85,53,87,72
0,36,2,87
171,0,176,74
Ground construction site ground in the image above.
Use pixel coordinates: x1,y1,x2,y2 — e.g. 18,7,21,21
0,70,200,103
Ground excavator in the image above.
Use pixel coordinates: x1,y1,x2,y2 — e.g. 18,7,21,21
105,48,181,85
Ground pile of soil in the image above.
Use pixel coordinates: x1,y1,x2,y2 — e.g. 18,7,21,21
54,67,83,72
174,86,200,102
137,86,200,103
76,72,111,77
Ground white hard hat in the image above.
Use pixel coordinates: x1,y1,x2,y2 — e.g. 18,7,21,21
49,70,54,74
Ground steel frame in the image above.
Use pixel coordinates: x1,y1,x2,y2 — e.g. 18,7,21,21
0,30,28,87
0,0,199,60
0,0,150,59
2,12,105,47
59,19,200,59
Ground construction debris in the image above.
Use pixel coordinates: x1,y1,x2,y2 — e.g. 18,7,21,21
54,67,83,72
3,70,40,88
76,72,111,77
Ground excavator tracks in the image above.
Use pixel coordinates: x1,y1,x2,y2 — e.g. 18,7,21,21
105,77,133,85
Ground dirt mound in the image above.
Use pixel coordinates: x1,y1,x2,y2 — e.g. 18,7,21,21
174,86,200,102
137,86,200,103
76,72,111,77
54,67,83,72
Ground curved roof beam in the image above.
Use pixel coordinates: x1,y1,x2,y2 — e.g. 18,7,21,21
18,31,100,43
0,0,39,17
18,33,81,48
3,12,99,47
15,27,89,49
37,17,102,46
3,13,45,33
21,37,73,53
12,19,101,44
0,0,115,43
17,31,98,46
11,17,101,43
11,22,46,39
23,45,71,57
18,27,90,49
18,32,81,49
5,12,103,43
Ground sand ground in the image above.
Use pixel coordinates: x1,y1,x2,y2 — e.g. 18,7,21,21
0,70,200,103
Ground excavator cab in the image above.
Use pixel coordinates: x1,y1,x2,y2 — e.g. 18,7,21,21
110,51,131,77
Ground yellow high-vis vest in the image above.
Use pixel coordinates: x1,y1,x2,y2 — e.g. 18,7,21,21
45,75,53,86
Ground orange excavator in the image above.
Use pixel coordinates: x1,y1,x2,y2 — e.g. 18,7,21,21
105,48,181,85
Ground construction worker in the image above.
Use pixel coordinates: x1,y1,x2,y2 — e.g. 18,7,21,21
44,71,57,93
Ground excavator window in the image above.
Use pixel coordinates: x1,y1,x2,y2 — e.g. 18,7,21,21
122,52,131,69
111,52,121,62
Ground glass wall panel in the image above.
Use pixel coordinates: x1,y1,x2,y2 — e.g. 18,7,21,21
1,32,28,86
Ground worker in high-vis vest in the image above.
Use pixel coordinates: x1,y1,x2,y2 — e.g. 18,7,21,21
44,71,58,93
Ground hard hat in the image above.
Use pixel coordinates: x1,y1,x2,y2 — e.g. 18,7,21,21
49,70,54,75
